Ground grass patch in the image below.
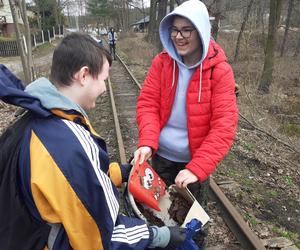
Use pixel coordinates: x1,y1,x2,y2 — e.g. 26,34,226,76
244,213,258,226
241,178,253,187
227,169,238,178
243,142,256,151
268,190,279,198
33,42,56,57
0,36,16,41
272,226,299,244
278,123,300,137
282,175,294,187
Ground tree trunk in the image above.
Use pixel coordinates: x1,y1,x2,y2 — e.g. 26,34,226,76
8,0,32,84
58,0,61,24
147,0,158,43
258,0,283,94
234,0,255,62
20,0,35,81
211,0,224,41
256,0,266,45
53,0,59,26
256,0,263,29
34,0,42,30
156,0,167,50
280,0,294,57
119,0,129,32
141,0,146,32
125,1,129,31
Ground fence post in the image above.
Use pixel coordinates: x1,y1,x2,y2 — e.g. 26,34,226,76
0,40,19,56
42,31,44,44
53,26,55,38
58,25,61,36
33,34,36,47
48,30,51,43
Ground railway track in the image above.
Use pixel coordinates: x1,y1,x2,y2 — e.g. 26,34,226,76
90,49,266,249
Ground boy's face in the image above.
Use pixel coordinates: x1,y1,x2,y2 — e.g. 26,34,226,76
80,58,110,110
171,16,202,62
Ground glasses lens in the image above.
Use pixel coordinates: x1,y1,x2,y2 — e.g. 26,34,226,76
170,28,178,37
170,28,195,38
181,30,191,38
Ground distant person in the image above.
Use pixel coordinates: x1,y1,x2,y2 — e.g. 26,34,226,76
0,33,186,250
134,0,238,247
108,27,118,60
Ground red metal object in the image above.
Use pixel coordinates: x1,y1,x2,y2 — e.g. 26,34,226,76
128,161,166,211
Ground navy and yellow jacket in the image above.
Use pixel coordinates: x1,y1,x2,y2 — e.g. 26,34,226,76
0,64,152,250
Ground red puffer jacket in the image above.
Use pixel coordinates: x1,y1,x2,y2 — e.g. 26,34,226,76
136,40,238,181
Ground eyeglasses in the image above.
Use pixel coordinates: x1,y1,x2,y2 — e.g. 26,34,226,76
169,27,196,38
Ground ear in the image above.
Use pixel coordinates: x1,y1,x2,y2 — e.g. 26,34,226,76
73,66,89,87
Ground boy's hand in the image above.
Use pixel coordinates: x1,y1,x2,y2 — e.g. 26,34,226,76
175,169,198,188
134,146,152,164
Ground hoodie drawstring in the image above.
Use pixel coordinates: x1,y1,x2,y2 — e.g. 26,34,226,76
171,61,203,103
171,60,176,88
198,64,203,103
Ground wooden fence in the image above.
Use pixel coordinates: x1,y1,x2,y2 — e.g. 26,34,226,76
0,40,18,57
0,25,64,57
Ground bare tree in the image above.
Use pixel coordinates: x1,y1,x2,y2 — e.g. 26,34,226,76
8,0,34,84
211,0,224,41
53,0,59,26
156,0,167,50
121,0,129,32
33,0,42,30
147,0,158,43
280,0,294,57
256,0,265,31
234,0,255,62
141,0,146,32
258,0,283,94
20,0,34,80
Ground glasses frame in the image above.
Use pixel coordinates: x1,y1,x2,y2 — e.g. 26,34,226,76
169,27,196,39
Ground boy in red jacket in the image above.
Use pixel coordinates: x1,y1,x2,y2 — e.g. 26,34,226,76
134,0,238,247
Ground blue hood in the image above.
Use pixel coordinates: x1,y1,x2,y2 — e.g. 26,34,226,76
0,64,87,117
0,64,50,117
159,0,211,68
25,77,87,117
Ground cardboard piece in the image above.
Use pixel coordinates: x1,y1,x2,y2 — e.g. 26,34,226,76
138,185,210,227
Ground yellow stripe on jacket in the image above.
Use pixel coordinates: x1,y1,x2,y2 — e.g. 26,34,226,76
108,162,122,188
30,131,104,250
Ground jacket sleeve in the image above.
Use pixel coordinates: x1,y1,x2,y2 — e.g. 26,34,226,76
186,62,238,181
110,215,152,250
24,121,151,250
136,55,163,151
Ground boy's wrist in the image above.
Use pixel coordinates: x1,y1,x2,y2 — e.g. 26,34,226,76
148,226,170,248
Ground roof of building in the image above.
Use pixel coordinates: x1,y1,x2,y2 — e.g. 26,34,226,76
131,16,150,26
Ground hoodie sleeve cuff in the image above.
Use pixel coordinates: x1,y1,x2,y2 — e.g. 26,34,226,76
108,162,122,187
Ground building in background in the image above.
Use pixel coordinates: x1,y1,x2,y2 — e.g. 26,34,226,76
0,0,23,37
